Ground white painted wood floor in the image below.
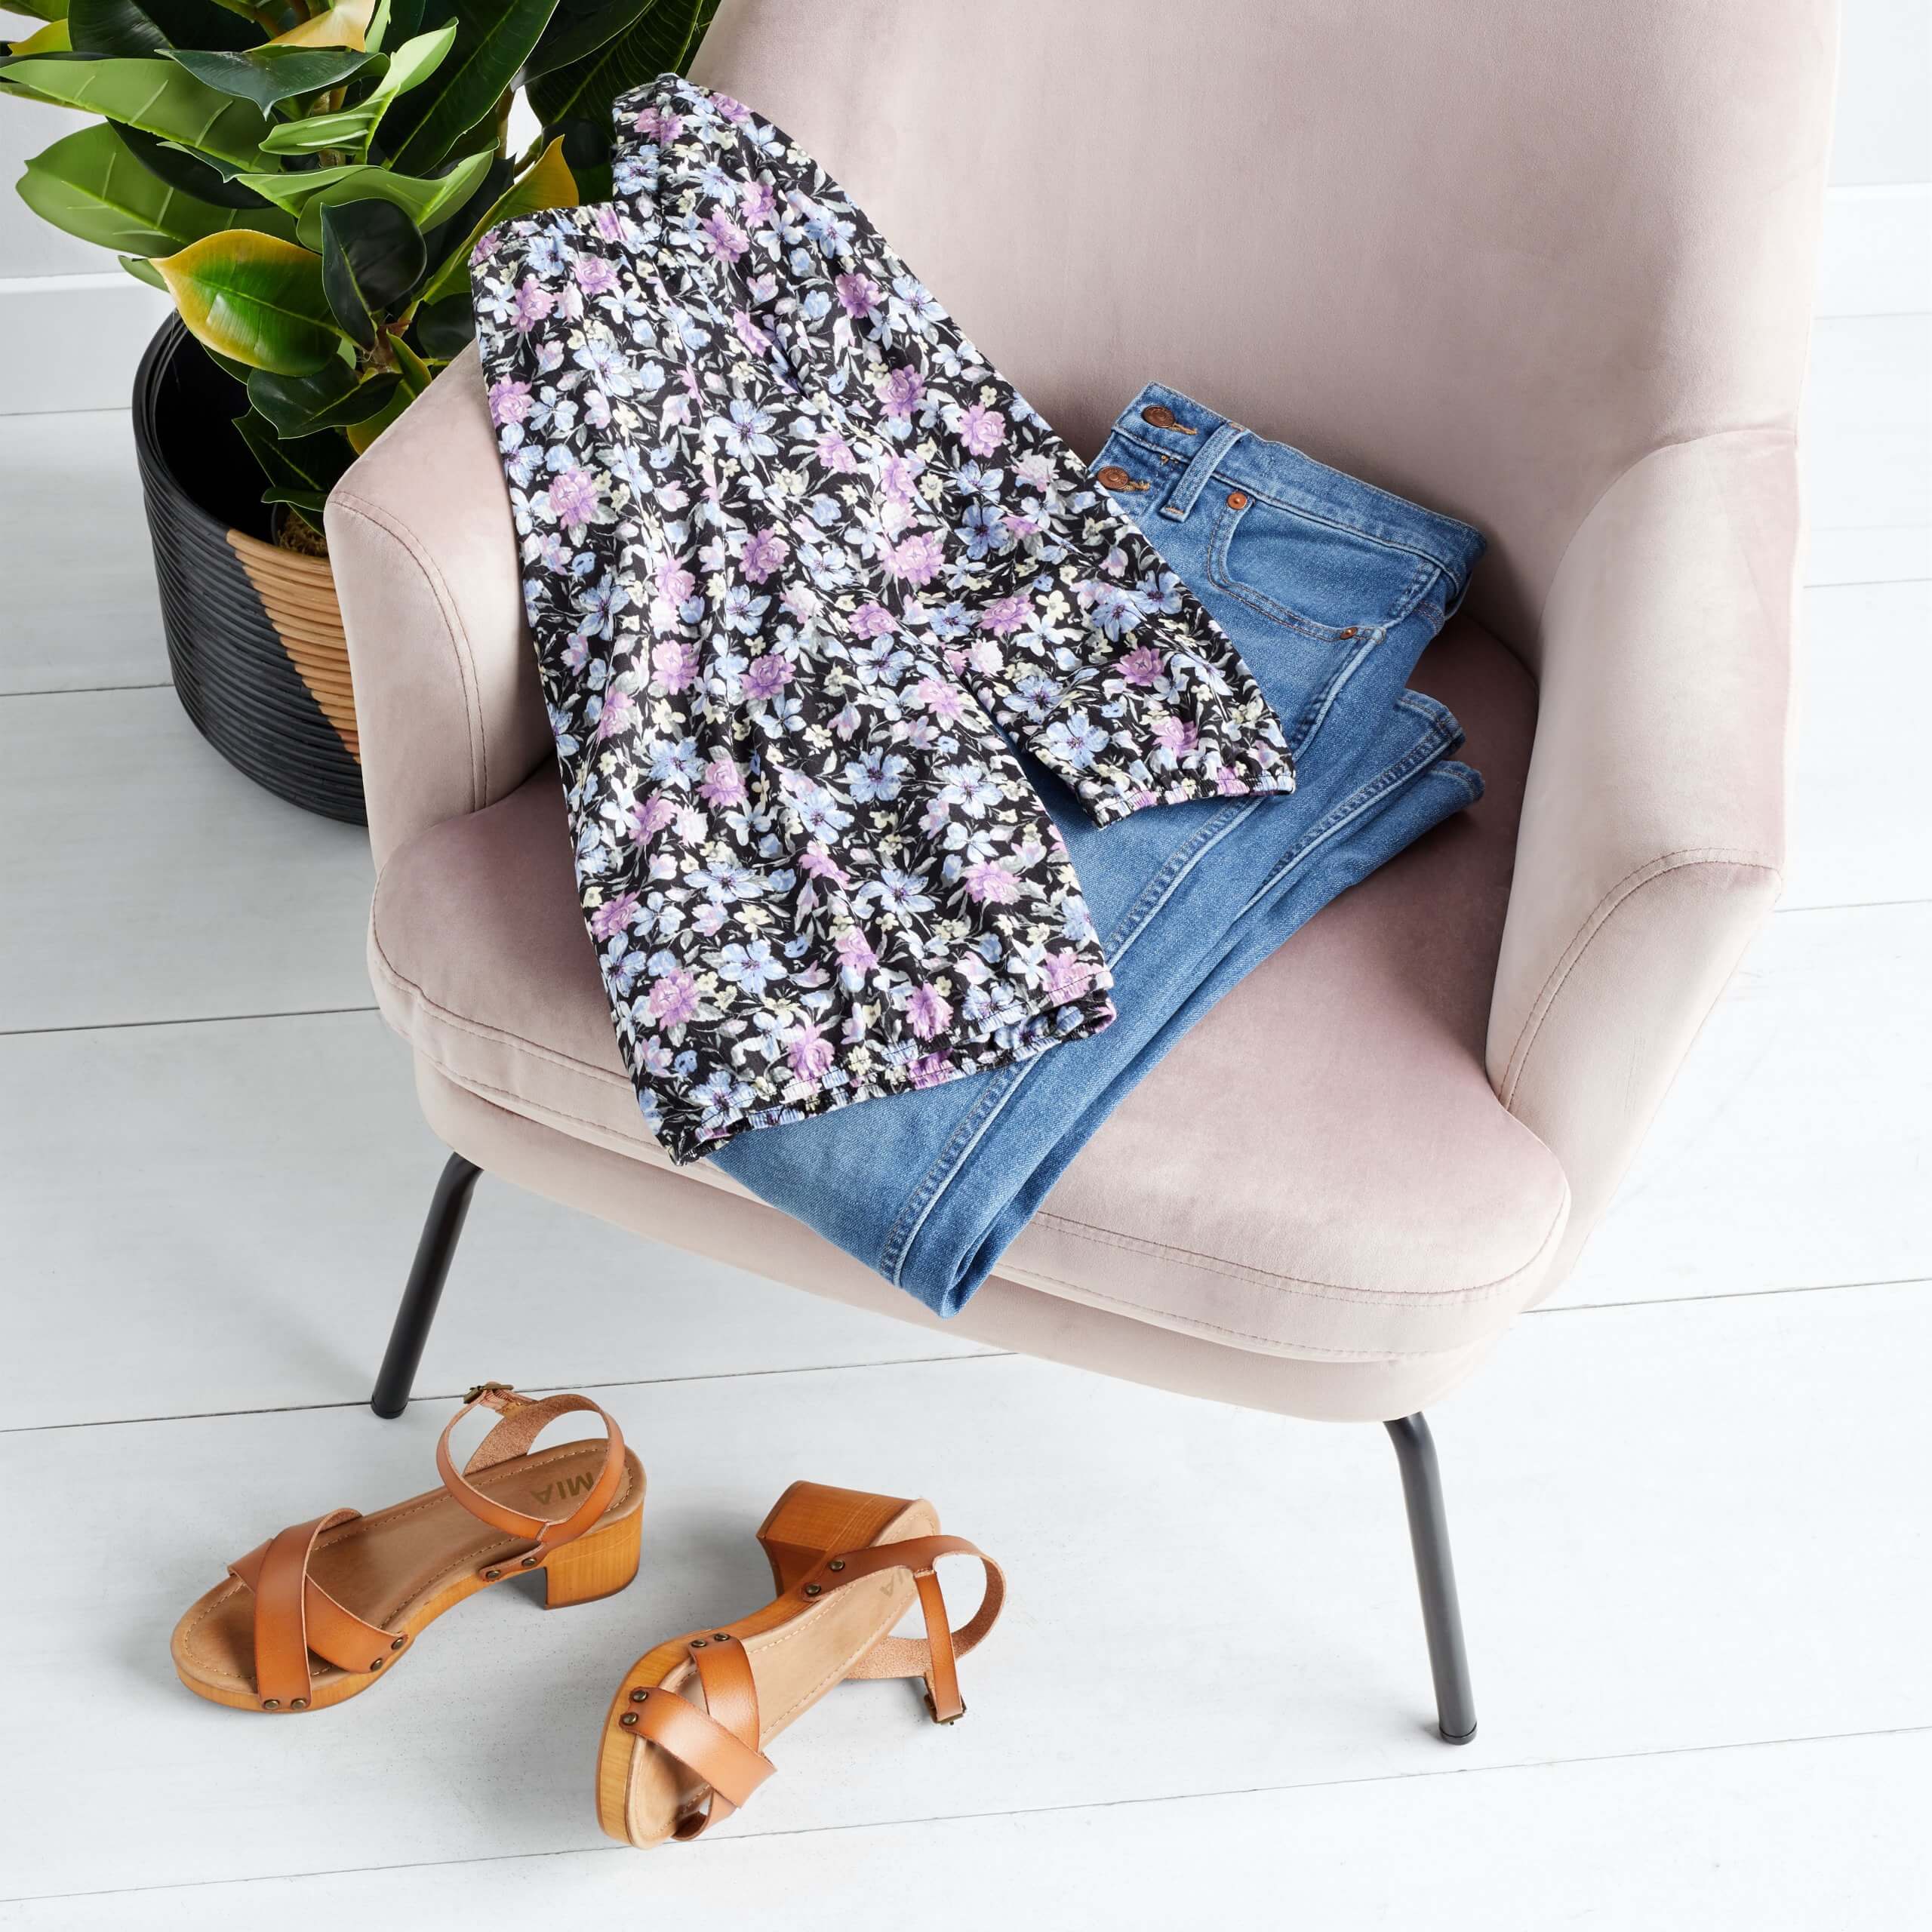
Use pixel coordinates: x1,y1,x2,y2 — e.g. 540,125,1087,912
2,305,1927,1930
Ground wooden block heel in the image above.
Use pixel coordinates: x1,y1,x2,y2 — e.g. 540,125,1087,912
171,1383,645,1714
598,1482,1008,1847
543,1506,642,1607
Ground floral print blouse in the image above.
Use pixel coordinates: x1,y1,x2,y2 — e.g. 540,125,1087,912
471,75,1294,1164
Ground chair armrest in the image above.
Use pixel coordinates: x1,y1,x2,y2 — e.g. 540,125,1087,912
325,343,550,869
1487,429,1797,1262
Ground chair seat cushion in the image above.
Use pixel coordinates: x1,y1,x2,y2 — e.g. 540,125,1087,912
371,616,1568,1360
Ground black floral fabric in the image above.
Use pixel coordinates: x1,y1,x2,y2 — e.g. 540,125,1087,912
469,75,1294,1164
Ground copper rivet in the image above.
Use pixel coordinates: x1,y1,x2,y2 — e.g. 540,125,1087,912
1097,465,1131,489
520,1555,539,1567
1141,404,1177,428
712,1634,730,1643
391,1637,405,1650
691,1638,708,1647
828,1559,845,1571
1338,626,1357,638
291,1698,306,1709
804,1583,823,1596
484,1568,501,1580
631,1688,649,1701
1226,491,1248,509
263,1699,280,1709
620,1712,638,1727
370,1658,383,1670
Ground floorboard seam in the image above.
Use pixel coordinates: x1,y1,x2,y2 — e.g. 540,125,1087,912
7,1721,1924,1906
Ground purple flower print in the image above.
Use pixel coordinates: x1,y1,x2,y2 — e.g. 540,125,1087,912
1152,715,1200,758
909,1053,958,1090
816,429,859,472
848,601,897,639
877,365,924,417
547,466,598,527
786,1020,836,1081
510,275,554,333
595,686,639,740
634,106,683,142
700,756,747,807
1214,768,1253,796
646,971,700,1030
1040,949,1097,1002
590,892,639,940
799,848,851,887
835,272,881,318
488,377,532,427
833,928,878,986
741,525,790,583
1118,645,1164,687
980,595,1029,636
913,675,965,721
958,403,1007,456
701,210,749,261
743,653,791,700
656,558,695,604
888,531,944,586
630,795,677,845
651,635,699,693
574,253,620,297
732,308,770,354
878,453,921,501
740,177,778,226
963,862,1021,905
906,983,955,1040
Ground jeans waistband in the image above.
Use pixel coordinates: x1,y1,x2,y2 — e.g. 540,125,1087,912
1107,382,1487,597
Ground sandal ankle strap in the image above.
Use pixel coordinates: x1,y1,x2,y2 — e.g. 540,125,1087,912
435,1383,629,1577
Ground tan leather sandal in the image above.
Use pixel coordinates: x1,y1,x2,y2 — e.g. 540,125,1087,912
595,1480,1005,1845
172,1383,644,1713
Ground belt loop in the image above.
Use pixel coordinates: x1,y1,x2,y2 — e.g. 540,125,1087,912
1159,420,1248,522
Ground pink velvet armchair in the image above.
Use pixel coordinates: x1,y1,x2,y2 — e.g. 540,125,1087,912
325,0,1835,1745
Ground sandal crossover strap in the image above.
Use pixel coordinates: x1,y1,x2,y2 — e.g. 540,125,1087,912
226,1509,397,1709
629,1635,776,1841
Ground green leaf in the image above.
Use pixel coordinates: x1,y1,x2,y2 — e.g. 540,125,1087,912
0,57,270,168
320,195,424,344
518,0,653,85
345,375,410,451
68,0,256,57
17,122,290,256
356,17,454,123
279,143,488,243
156,228,340,373
383,0,558,177
116,122,274,207
389,331,433,393
410,288,472,357
528,0,717,133
8,18,71,52
6,4,73,25
235,405,355,514
420,129,573,301
303,368,401,429
164,45,383,115
246,358,355,432
119,250,165,285
257,106,380,155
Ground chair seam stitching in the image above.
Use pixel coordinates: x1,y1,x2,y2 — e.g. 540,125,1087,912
1501,851,1782,1109
330,491,491,809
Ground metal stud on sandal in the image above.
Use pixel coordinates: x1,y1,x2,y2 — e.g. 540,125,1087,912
595,1481,1005,1845
171,1383,645,1713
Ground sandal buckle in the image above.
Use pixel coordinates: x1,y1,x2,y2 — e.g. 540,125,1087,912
464,1380,517,1406
924,1693,966,1725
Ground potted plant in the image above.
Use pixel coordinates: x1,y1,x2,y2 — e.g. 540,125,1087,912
2,0,718,823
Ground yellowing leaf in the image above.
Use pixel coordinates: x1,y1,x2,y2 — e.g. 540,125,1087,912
274,1,378,51
155,229,340,375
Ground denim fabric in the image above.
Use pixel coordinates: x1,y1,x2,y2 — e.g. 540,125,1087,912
715,383,1487,1315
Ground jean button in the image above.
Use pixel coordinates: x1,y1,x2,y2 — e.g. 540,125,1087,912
1140,404,1177,427
1226,490,1249,509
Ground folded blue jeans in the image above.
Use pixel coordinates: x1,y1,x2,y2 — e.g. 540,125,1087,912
714,383,1487,1315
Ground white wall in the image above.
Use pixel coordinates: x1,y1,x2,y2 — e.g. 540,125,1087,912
0,1,1925,411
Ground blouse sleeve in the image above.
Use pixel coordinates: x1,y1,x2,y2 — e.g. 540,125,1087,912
946,475,1297,826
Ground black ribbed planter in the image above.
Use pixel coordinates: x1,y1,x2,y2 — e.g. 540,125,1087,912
133,317,366,826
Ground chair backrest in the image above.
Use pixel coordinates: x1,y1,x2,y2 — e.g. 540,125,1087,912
694,0,1838,660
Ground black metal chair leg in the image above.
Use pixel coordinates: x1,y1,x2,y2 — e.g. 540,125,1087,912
1384,1412,1478,1743
371,1153,481,1419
